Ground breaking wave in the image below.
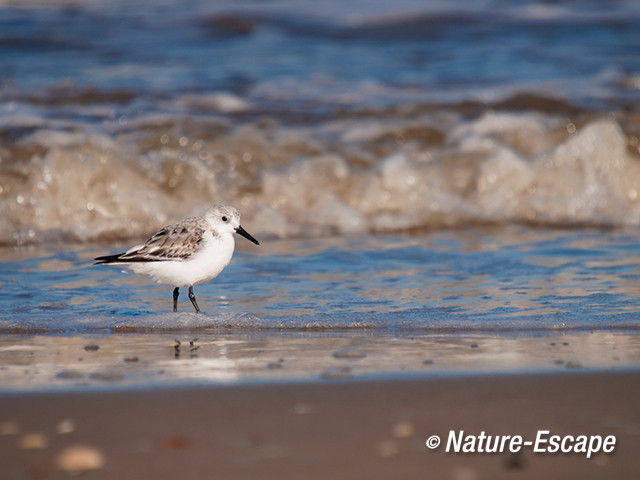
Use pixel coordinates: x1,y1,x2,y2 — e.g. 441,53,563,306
2,98,640,245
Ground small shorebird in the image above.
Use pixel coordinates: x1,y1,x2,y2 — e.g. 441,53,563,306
94,205,260,313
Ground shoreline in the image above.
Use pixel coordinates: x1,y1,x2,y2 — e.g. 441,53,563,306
1,329,638,393
1,370,638,479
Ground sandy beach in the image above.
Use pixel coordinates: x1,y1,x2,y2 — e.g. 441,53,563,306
1,371,638,479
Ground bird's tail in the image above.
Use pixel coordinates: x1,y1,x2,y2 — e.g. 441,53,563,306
93,253,124,265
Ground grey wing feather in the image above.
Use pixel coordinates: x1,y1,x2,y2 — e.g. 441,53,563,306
117,221,205,262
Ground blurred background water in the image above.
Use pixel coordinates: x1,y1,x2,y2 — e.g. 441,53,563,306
1,0,640,244
2,0,639,106
1,0,640,388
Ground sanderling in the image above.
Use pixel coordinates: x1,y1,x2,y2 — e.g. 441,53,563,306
94,205,259,313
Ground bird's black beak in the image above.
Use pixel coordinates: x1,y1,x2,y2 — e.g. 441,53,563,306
235,225,260,245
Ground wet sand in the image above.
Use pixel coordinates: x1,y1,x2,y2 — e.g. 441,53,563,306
1,371,638,479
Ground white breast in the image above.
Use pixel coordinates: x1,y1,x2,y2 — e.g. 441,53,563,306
128,231,236,287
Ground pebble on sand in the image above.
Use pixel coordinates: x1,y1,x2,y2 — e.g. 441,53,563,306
377,439,400,458
18,432,48,449
393,420,415,438
0,421,20,435
56,419,76,434
56,445,105,473
332,349,367,360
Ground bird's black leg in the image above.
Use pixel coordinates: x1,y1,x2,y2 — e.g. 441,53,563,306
173,287,179,312
188,286,201,313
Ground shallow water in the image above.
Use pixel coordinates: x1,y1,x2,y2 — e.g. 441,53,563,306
0,227,639,390
2,227,640,332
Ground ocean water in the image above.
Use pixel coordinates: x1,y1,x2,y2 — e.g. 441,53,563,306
1,0,640,244
1,228,640,390
2,227,640,332
1,0,640,389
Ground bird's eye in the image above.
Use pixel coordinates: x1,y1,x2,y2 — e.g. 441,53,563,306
222,216,228,222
